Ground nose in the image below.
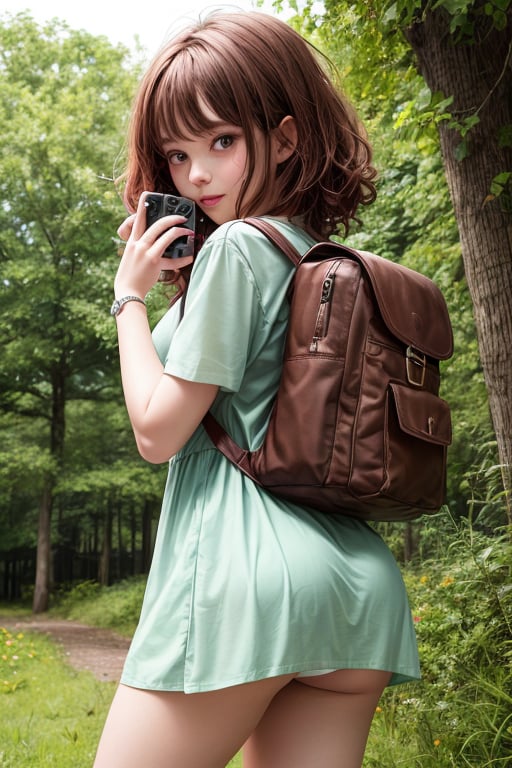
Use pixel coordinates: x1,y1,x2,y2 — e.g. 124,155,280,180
188,159,212,186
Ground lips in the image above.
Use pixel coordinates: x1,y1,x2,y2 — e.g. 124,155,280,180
200,195,224,207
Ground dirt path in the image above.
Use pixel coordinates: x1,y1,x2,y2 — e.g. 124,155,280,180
1,615,131,683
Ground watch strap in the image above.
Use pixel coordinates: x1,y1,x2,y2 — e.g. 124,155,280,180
110,295,146,317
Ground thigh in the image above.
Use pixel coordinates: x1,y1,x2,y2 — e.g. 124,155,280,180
93,674,294,768
243,670,391,768
298,667,392,694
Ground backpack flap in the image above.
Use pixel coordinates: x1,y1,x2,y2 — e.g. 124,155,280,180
302,242,453,361
354,249,454,361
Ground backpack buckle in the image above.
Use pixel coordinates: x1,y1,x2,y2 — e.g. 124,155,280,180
406,346,426,387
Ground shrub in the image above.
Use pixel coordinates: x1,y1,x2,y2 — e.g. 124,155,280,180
367,518,512,766
53,577,146,636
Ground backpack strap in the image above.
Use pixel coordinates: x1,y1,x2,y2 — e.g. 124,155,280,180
202,217,301,474
244,217,302,266
202,411,259,483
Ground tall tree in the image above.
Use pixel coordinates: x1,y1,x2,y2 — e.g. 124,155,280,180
0,12,140,611
400,1,512,518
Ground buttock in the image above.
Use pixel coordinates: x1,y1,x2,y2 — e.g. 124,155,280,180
296,669,336,677
296,668,393,693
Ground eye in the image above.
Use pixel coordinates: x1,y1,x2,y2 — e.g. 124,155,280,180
213,134,235,150
167,150,187,166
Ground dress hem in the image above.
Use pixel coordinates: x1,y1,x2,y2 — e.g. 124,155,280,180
120,661,420,694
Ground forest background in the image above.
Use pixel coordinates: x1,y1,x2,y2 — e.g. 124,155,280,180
0,1,511,766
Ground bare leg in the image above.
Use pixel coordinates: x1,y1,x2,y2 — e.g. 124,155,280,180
243,669,391,768
93,674,294,768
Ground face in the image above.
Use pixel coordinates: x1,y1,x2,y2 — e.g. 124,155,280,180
160,108,270,226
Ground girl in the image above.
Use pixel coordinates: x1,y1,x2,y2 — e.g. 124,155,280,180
94,11,420,768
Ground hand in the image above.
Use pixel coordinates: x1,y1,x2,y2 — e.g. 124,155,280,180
114,191,195,298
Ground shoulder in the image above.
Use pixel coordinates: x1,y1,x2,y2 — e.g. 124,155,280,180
191,220,263,290
187,220,304,323
201,219,274,257
199,218,315,271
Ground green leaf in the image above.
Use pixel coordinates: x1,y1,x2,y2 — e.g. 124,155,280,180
455,138,469,161
490,171,512,196
498,124,512,147
493,9,508,28
382,2,398,23
460,113,480,136
437,0,472,13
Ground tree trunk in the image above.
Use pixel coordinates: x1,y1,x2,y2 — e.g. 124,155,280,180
403,521,416,562
116,501,123,580
142,499,154,573
404,5,512,521
32,361,66,613
99,499,113,586
32,480,53,613
130,507,137,576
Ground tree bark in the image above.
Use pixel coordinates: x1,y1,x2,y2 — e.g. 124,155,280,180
404,5,512,521
142,499,154,573
131,506,137,576
32,361,66,613
403,521,416,562
32,480,53,613
98,499,113,586
116,501,123,580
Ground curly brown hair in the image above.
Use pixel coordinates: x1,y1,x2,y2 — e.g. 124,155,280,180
122,10,376,243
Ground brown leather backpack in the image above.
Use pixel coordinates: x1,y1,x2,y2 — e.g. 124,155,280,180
203,218,453,521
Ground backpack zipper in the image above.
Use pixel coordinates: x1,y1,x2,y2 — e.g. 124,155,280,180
310,273,336,352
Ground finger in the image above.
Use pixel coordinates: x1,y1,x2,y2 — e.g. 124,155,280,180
158,254,194,277
117,214,137,240
134,221,190,262
133,192,190,246
149,225,193,259
146,215,189,240
130,191,152,241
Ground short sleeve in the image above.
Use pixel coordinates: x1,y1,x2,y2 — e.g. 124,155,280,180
163,226,263,392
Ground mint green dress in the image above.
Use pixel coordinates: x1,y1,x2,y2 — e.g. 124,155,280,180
120,218,420,693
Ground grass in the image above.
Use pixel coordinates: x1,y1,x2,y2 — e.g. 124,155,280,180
0,624,115,767
3,517,511,767
0,614,419,768
0,616,243,767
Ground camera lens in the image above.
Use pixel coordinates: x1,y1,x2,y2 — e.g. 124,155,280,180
165,196,179,213
177,202,193,216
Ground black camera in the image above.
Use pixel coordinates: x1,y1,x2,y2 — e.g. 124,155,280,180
144,193,196,259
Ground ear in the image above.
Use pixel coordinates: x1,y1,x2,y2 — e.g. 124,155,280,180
272,115,298,163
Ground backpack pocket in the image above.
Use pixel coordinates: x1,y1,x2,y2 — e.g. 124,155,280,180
389,383,452,446
347,377,451,515
383,383,451,511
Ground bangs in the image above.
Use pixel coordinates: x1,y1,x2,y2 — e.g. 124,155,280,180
150,47,243,151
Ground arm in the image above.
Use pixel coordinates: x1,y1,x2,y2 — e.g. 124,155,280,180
113,194,218,464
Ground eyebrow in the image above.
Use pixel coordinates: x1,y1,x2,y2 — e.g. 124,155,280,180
160,121,241,144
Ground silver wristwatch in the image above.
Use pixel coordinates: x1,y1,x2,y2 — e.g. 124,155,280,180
110,295,146,317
